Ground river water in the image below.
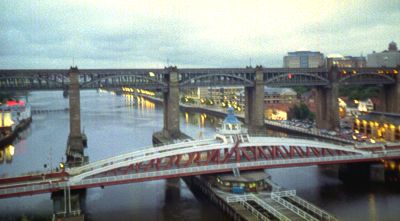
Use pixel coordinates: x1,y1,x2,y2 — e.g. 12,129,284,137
0,91,399,221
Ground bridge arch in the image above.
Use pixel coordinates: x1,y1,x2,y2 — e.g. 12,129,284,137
81,74,167,89
68,137,371,184
0,75,66,90
265,72,329,86
179,73,254,88
339,73,396,85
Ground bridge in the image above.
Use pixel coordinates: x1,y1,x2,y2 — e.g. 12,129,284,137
1,116,400,199
1,66,400,131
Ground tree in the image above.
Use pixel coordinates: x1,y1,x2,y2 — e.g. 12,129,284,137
288,103,315,121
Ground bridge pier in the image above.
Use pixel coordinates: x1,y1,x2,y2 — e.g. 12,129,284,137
66,66,87,165
381,75,400,114
245,66,265,134
55,66,87,220
162,67,181,139
315,67,340,130
51,189,86,221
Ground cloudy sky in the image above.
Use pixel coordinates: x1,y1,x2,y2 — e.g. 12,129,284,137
0,0,399,69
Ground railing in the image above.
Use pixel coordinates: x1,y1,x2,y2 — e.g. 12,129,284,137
2,150,400,197
240,201,270,221
226,194,291,221
271,190,296,198
271,192,319,221
68,138,217,175
72,153,388,187
287,196,338,221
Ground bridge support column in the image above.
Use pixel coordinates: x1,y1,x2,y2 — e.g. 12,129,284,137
162,67,181,139
66,66,86,166
315,67,340,130
52,188,86,221
245,66,265,134
377,75,399,113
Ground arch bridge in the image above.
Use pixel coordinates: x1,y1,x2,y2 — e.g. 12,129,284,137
0,135,400,199
0,66,399,132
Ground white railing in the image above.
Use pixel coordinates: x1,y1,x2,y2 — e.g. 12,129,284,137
240,201,270,221
226,194,291,221
272,193,319,221
271,190,296,198
288,196,338,221
71,152,387,187
71,136,376,182
68,138,218,175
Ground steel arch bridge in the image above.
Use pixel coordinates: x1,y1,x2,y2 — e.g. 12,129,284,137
0,67,398,91
1,136,400,199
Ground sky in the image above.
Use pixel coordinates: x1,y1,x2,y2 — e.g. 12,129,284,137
0,0,399,69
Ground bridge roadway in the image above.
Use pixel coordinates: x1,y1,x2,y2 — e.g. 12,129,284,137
1,136,400,199
0,67,398,90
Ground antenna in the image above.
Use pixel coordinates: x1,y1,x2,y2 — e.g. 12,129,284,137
72,56,75,67
249,57,252,68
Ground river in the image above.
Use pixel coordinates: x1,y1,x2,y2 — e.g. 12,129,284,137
0,91,399,221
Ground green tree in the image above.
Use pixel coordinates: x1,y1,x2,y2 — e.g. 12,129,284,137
288,103,315,121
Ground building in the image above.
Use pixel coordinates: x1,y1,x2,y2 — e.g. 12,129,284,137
367,41,400,67
264,87,298,120
183,87,243,104
353,112,400,142
327,55,367,68
283,51,325,68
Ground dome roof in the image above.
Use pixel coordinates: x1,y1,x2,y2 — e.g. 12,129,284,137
223,107,240,124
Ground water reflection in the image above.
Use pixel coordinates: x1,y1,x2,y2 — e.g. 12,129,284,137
0,145,15,164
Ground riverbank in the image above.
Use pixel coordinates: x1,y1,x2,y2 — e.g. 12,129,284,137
140,95,354,144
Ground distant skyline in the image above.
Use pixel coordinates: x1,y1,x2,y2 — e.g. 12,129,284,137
0,0,399,69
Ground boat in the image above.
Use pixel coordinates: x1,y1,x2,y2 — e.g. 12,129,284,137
0,100,32,147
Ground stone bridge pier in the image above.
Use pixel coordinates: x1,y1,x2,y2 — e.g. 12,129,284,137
66,66,86,165
315,66,340,130
162,67,181,139
378,74,400,114
245,66,265,134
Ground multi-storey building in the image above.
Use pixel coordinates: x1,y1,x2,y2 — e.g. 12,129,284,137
283,51,325,68
367,41,400,67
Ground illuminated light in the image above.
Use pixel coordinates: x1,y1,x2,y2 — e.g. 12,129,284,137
355,119,360,124
370,138,376,144
288,73,293,79
394,70,398,74
362,120,367,125
185,112,189,124
390,124,395,130
354,100,359,104
6,145,14,156
390,161,396,170
0,112,15,127
375,122,379,127
342,70,347,74
352,135,357,140
384,124,388,128
6,100,25,107
352,70,357,74
355,129,359,134
59,162,65,169
149,71,155,77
